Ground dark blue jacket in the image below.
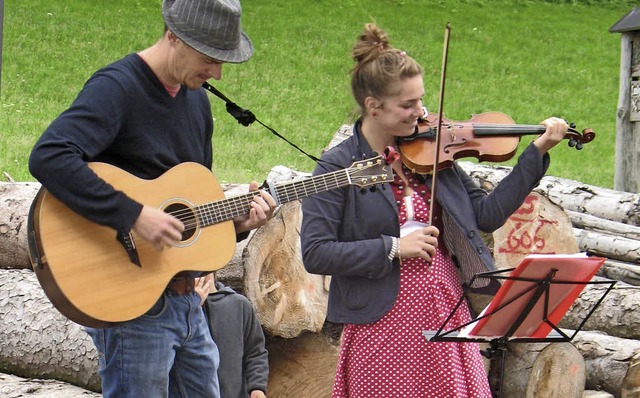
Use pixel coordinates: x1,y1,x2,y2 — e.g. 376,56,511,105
300,122,550,324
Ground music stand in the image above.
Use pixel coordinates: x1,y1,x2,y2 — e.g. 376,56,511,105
423,253,616,398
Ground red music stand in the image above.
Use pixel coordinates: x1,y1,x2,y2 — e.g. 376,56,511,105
423,253,615,398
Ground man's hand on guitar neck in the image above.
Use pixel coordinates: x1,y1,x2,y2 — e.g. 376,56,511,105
133,205,185,251
234,181,277,234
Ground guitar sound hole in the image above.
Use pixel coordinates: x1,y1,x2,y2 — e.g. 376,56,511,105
164,203,196,241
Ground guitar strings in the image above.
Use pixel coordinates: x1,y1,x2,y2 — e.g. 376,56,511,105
163,170,359,232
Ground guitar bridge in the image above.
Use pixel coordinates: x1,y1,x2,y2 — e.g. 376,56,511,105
116,231,142,267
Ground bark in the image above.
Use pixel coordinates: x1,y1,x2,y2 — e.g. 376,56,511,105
560,281,640,340
492,342,550,398
599,259,640,287
0,269,100,392
573,228,640,264
0,372,100,398
621,351,640,398
566,210,640,241
573,331,640,397
0,181,40,270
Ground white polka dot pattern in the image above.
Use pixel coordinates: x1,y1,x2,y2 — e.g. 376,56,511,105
331,190,492,398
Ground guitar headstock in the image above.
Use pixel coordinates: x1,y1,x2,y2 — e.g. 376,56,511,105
346,155,394,188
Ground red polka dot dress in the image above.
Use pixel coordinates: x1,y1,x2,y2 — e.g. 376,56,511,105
331,167,492,398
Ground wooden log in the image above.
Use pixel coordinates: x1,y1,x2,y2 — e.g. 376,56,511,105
599,259,640,287
572,330,640,396
566,210,640,241
492,192,579,270
0,372,100,397
0,269,100,392
497,331,640,398
621,351,640,398
584,391,615,398
266,331,339,398
525,343,586,398
5,163,640,269
243,201,330,338
491,342,549,398
0,181,40,270
0,181,251,271
560,281,640,340
573,228,640,264
459,161,640,227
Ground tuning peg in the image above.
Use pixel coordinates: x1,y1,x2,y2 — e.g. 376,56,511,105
575,142,583,150
570,122,576,129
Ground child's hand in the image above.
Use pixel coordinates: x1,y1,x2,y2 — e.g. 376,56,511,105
250,390,266,398
194,273,214,306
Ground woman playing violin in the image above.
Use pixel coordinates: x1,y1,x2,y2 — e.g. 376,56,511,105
300,22,568,397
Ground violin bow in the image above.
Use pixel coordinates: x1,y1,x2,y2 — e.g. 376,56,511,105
429,22,451,226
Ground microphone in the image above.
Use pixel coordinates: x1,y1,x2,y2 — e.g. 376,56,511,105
202,81,256,126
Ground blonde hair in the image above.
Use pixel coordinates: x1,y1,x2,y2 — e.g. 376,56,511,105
351,23,423,114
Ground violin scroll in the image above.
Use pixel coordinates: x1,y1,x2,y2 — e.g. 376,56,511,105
565,122,595,150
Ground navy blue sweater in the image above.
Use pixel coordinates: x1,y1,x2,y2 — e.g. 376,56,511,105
29,54,213,233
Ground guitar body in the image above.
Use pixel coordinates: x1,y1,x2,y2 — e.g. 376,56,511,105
27,154,393,327
28,162,236,327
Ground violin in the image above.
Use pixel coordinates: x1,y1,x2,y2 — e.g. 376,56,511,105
398,111,596,174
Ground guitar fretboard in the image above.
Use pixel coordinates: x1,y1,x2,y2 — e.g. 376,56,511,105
194,160,386,228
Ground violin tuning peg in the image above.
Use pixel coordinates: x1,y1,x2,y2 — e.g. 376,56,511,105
575,142,583,150
369,186,377,192
570,122,576,129
568,138,577,148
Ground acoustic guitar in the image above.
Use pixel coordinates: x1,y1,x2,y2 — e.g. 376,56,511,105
28,156,392,327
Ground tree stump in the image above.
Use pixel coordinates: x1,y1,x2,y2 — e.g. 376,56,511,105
243,201,329,338
266,331,339,398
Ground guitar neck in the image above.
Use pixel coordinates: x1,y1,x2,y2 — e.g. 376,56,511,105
196,168,352,227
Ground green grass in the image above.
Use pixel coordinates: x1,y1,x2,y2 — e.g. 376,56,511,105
1,0,635,188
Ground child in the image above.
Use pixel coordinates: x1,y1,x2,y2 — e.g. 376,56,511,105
196,274,269,398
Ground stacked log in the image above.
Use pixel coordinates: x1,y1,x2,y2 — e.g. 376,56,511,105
2,140,640,396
